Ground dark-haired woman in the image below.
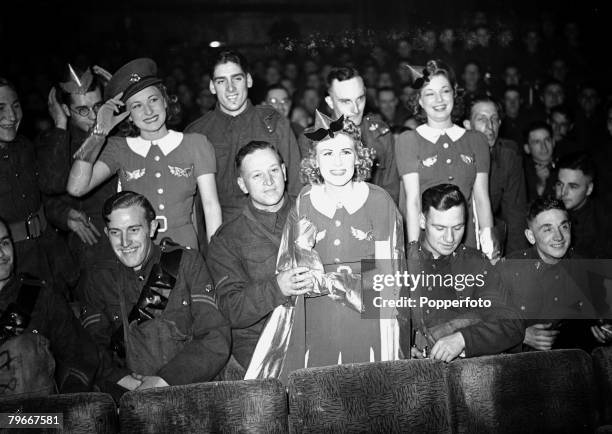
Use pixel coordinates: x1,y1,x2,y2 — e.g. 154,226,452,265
395,59,498,258
67,58,221,250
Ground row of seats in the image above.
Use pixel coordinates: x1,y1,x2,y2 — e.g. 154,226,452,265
1,348,611,433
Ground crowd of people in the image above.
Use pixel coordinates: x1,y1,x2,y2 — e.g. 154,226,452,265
1,10,612,402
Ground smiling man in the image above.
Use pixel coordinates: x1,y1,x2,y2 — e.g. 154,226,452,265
81,191,230,399
185,51,302,229
207,141,312,377
500,197,611,351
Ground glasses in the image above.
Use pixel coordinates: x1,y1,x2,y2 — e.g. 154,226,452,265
70,102,103,117
268,98,290,105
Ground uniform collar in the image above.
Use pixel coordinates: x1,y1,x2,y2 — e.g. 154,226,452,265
126,243,162,281
416,241,461,262
416,123,465,143
247,193,291,230
214,100,254,122
126,130,182,158
308,182,369,218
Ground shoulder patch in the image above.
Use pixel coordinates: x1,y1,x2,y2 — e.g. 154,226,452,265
365,115,390,136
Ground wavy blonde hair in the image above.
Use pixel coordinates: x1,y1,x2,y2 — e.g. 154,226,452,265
299,118,375,185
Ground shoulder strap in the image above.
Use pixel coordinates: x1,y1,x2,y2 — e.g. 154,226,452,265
16,279,42,317
159,249,183,283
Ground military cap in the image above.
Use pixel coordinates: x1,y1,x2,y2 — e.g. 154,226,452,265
104,58,162,101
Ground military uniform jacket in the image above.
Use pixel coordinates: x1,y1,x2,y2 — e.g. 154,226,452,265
500,247,602,324
185,101,302,221
499,247,606,351
0,276,98,392
299,114,400,204
404,243,524,357
0,136,42,223
489,138,528,254
81,245,230,385
207,197,292,368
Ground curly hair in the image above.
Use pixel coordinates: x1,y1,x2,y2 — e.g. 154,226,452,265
299,118,375,185
407,59,464,124
117,83,181,137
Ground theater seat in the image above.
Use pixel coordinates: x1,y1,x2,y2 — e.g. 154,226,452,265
0,392,117,433
592,346,612,425
287,360,451,433
446,349,597,433
119,379,287,433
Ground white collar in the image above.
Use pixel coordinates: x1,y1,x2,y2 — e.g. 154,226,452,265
416,123,465,143
126,130,183,158
308,182,369,218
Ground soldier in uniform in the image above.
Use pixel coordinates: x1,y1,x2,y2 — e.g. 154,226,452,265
463,97,528,255
0,77,71,289
523,121,558,204
185,50,303,229
36,65,117,300
80,192,230,399
298,67,400,204
554,152,612,258
500,197,612,352
402,184,523,362
0,217,99,398
207,141,312,377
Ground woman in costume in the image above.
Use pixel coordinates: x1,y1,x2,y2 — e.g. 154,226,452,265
395,59,498,258
67,58,221,250
247,111,404,379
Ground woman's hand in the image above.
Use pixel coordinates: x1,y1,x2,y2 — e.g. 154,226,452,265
94,92,129,136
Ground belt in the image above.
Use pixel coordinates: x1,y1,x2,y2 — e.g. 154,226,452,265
154,215,191,233
9,207,47,242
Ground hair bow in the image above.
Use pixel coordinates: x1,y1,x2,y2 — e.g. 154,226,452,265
304,111,345,142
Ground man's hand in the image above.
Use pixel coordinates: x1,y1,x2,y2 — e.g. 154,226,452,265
524,323,559,351
276,266,314,296
95,92,129,136
591,325,612,344
48,87,68,130
430,332,465,362
136,376,169,391
410,347,426,359
67,209,101,245
117,373,143,391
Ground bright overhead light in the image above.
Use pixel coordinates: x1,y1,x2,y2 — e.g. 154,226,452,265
209,41,222,48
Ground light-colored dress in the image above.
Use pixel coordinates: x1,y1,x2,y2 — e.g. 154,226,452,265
99,130,215,249
395,124,489,247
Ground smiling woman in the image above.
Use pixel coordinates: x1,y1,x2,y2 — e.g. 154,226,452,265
66,58,222,250
247,110,405,380
395,59,498,259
